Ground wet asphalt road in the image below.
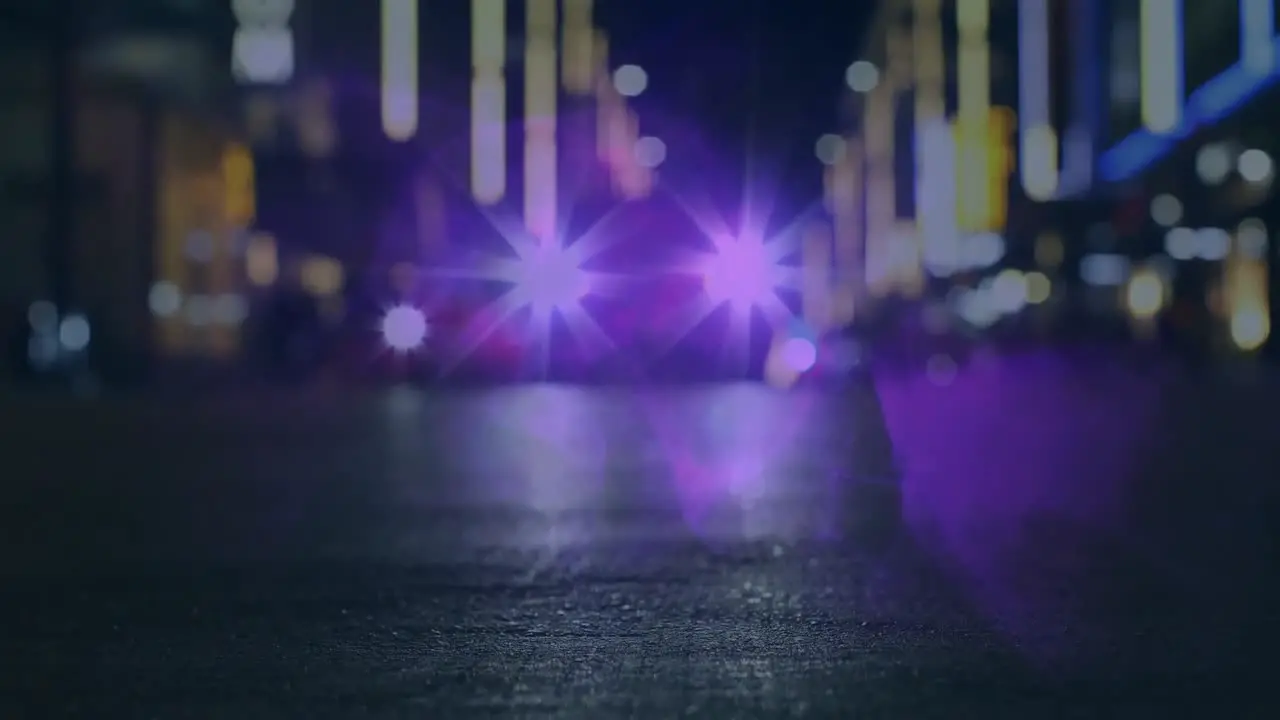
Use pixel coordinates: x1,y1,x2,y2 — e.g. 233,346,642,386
2,353,1280,717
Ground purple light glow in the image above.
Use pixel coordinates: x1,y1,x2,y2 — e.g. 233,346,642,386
513,243,590,311
780,337,817,372
380,304,429,351
702,239,777,310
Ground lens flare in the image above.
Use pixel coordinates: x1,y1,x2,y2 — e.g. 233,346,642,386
510,243,591,311
381,304,430,351
425,207,628,377
702,238,783,311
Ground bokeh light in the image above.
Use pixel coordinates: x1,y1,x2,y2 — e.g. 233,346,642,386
612,64,648,97
634,136,667,168
702,237,782,311
58,314,91,352
780,336,817,373
1126,269,1164,319
814,134,846,165
381,304,430,351
1238,148,1273,183
845,60,879,92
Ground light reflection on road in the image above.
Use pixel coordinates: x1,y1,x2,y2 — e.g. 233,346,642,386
373,382,859,552
5,359,1280,703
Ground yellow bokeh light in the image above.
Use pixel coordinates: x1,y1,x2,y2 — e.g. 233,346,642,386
1231,307,1270,350
1024,271,1051,304
222,143,255,225
1225,250,1269,351
245,232,278,286
1126,269,1164,319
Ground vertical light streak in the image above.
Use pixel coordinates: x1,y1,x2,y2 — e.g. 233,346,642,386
593,30,614,161
590,30,643,198
1241,0,1275,75
914,0,959,278
884,25,918,292
1139,0,1182,133
956,0,991,232
381,0,419,141
525,0,558,244
919,119,960,276
830,138,862,324
562,0,595,94
471,0,506,204
1061,0,1101,194
985,107,1014,234
913,0,945,119
864,82,894,296
616,110,650,199
1018,0,1058,200
802,222,833,331
1227,220,1271,350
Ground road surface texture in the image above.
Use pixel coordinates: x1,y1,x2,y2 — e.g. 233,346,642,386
2,352,1279,717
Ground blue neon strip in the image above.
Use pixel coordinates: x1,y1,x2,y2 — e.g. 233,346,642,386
1098,34,1280,183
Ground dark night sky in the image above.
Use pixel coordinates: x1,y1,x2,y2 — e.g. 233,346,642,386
311,0,870,166
294,1,873,246
599,0,873,213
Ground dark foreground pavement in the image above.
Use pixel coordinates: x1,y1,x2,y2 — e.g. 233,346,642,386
1,354,1279,717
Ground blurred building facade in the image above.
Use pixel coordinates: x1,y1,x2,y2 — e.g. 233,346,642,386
838,0,1276,355
1089,0,1279,355
828,0,1023,325
0,0,253,379
237,1,647,311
